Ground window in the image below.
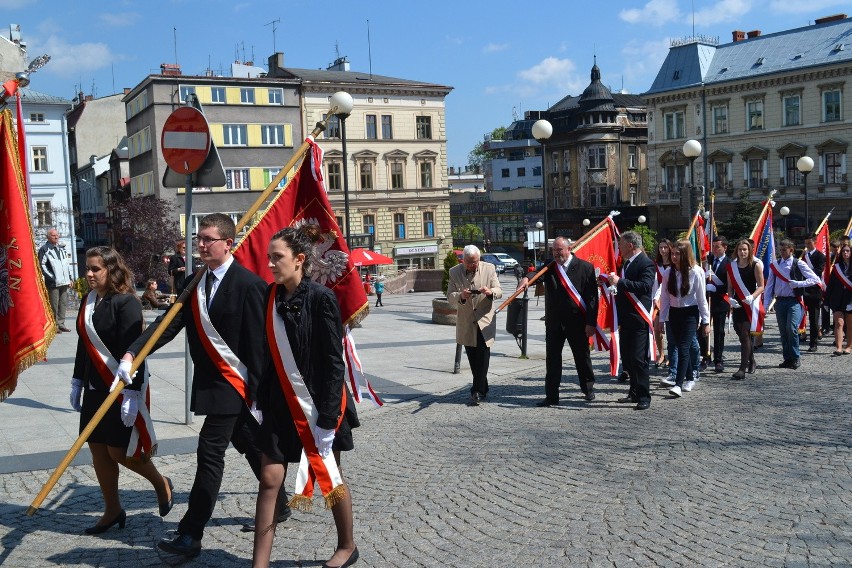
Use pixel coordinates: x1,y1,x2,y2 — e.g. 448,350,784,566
381,115,392,139
712,106,728,134
591,186,607,207
664,111,685,139
532,166,541,176
225,168,250,190
391,162,404,189
325,115,340,138
31,146,47,172
501,168,510,178
713,162,729,190
824,90,842,122
363,214,375,235
261,125,285,146
420,162,433,188
394,213,406,239
783,95,800,126
825,152,842,184
36,200,52,226
29,112,45,123
366,115,377,139
588,146,606,169
268,89,282,104
179,85,196,102
666,165,685,191
223,124,248,146
748,158,763,188
263,168,286,189
747,100,763,130
785,156,801,186
359,163,373,190
628,146,637,169
336,216,344,230
563,150,570,171
551,151,559,173
517,167,526,177
423,212,435,237
416,116,432,139
240,88,255,104
211,87,225,103
327,162,341,190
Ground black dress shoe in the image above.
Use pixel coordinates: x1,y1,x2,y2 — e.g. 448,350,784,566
732,370,746,380
714,362,724,373
790,358,801,369
467,393,481,406
778,360,791,368
584,391,596,402
84,509,126,534
323,546,359,568
158,532,201,558
807,344,818,353
241,506,292,532
617,372,629,383
617,395,636,404
634,401,650,410
747,359,756,374
159,477,174,517
535,398,558,407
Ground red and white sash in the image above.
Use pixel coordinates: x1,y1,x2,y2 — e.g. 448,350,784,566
265,288,347,509
555,263,607,348
189,271,257,419
597,270,619,376
831,263,852,292
770,260,808,333
623,261,656,360
77,292,156,460
343,327,383,406
727,263,765,335
804,252,826,291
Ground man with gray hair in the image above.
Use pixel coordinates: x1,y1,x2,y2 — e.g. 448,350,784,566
38,228,74,332
447,244,503,406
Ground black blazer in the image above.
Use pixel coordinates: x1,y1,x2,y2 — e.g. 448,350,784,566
615,252,656,329
542,257,599,328
74,293,146,393
803,249,826,305
128,259,267,415
707,255,731,314
825,261,852,312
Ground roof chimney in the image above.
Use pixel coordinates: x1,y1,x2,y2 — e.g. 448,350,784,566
747,30,761,38
815,14,847,24
160,63,182,76
327,56,350,72
267,52,284,76
732,30,746,42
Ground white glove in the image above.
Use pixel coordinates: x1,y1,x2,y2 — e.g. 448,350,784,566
742,295,753,306
249,401,263,424
120,390,139,427
110,359,136,392
729,298,741,309
70,378,83,412
312,425,336,458
846,303,852,312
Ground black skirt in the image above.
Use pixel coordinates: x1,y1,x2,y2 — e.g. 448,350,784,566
80,388,133,449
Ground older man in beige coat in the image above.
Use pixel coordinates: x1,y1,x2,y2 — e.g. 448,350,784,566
447,245,503,406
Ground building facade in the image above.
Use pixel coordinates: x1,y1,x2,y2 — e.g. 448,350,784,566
482,119,545,192
644,14,852,239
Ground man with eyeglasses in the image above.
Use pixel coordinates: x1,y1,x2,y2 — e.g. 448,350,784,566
38,228,74,332
121,213,289,559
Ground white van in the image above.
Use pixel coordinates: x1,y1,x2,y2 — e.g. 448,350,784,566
491,253,518,268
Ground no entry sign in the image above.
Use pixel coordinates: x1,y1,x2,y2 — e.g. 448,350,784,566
161,107,211,174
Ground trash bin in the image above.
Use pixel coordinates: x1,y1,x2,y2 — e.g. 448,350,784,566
505,298,524,339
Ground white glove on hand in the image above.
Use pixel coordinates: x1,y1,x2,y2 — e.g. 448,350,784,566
120,390,139,427
70,378,83,412
729,298,741,309
742,295,753,306
312,425,336,458
110,359,136,392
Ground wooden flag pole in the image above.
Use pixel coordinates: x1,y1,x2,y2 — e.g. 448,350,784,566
26,111,342,516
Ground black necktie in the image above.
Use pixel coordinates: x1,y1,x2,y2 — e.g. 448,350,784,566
623,259,630,274
205,271,216,308
713,258,720,272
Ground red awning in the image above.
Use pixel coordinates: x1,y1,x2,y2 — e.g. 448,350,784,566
350,248,393,266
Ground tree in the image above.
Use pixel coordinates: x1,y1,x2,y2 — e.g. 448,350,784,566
467,125,507,169
716,190,761,242
452,223,484,246
442,250,459,294
108,196,181,286
630,224,657,259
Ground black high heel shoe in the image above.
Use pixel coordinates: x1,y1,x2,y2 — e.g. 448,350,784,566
159,477,174,517
323,547,359,568
84,509,126,534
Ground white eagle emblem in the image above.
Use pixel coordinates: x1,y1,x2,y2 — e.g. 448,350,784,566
295,218,348,285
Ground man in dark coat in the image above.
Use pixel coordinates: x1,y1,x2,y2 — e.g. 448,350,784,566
707,236,731,372
803,234,827,352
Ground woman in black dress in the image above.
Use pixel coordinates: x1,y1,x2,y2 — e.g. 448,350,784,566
726,239,765,379
253,226,359,568
71,247,173,534
825,244,852,355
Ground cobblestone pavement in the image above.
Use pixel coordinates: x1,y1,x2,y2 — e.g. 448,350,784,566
1,282,851,566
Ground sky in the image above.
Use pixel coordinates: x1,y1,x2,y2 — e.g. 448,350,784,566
3,0,850,168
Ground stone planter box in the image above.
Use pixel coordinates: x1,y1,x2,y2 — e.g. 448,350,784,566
431,297,457,325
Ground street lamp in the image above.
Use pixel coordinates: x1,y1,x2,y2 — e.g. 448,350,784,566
683,139,703,216
780,206,790,236
582,218,590,227
532,119,553,248
330,91,354,247
638,215,647,224
797,155,814,235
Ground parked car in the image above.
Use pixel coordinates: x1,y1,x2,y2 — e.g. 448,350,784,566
490,252,518,269
480,253,506,274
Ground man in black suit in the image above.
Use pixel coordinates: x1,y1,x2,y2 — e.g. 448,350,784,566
707,236,731,373
122,213,286,558
518,237,598,406
608,231,656,410
803,234,827,352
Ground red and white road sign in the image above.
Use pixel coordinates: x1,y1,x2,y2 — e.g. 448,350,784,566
161,107,211,174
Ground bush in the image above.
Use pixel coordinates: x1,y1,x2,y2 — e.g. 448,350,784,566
442,250,459,294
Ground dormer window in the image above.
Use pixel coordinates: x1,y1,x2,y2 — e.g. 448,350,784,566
672,70,681,80
755,57,765,65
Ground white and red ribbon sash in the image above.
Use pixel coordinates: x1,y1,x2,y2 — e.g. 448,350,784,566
770,260,808,332
597,272,619,375
727,263,765,335
265,289,345,502
831,264,852,292
78,292,156,460
189,272,255,416
556,263,607,349
804,252,826,291
343,326,383,407
624,290,656,360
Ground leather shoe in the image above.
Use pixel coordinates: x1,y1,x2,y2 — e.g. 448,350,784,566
84,509,126,534
714,362,724,373
634,400,650,410
584,391,595,402
617,372,629,383
617,395,636,404
790,358,801,369
467,392,485,406
241,506,292,532
807,344,817,353
323,547,359,568
747,359,756,374
159,477,174,517
732,370,746,380
158,532,201,558
699,358,709,372
58,325,71,333
535,398,558,407
778,360,792,368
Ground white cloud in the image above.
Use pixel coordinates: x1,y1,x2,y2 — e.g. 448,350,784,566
27,35,120,78
768,0,848,13
691,0,754,26
485,56,586,101
619,0,681,26
98,12,142,27
483,43,509,54
445,35,465,46
619,38,672,92
0,0,31,8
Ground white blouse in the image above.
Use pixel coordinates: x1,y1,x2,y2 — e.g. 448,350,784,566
659,264,710,324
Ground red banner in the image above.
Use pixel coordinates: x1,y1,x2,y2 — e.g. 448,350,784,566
815,222,830,284
0,107,55,400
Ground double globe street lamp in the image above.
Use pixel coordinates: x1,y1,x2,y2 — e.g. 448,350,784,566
532,119,553,248
796,156,814,235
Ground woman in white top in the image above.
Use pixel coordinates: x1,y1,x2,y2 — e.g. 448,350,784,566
659,239,710,397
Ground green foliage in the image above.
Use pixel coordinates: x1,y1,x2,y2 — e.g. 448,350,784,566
71,277,89,298
630,224,657,258
467,125,507,169
108,196,182,285
452,223,484,245
442,250,460,294
829,228,848,244
716,190,761,242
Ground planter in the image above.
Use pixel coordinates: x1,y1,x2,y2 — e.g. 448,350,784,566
431,297,457,325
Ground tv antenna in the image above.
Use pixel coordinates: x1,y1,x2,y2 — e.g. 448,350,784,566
266,18,280,53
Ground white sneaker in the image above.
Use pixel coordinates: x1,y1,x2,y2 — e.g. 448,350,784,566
660,377,676,387
669,385,683,397
683,380,696,392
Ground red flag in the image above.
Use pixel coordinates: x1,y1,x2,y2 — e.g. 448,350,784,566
0,107,55,400
815,222,831,284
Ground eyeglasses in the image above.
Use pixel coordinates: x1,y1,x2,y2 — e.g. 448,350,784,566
193,236,228,246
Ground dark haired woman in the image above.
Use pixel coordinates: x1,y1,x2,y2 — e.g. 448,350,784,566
70,247,172,534
826,244,852,355
653,239,673,369
252,226,359,568
726,239,765,378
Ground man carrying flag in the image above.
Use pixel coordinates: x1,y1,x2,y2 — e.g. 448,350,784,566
802,232,827,352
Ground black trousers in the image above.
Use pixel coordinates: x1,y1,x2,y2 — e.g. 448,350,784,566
178,406,262,540
711,310,727,362
805,301,821,344
465,326,490,397
545,321,595,400
621,323,651,404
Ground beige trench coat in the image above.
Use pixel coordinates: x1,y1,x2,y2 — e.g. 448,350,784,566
446,261,503,347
